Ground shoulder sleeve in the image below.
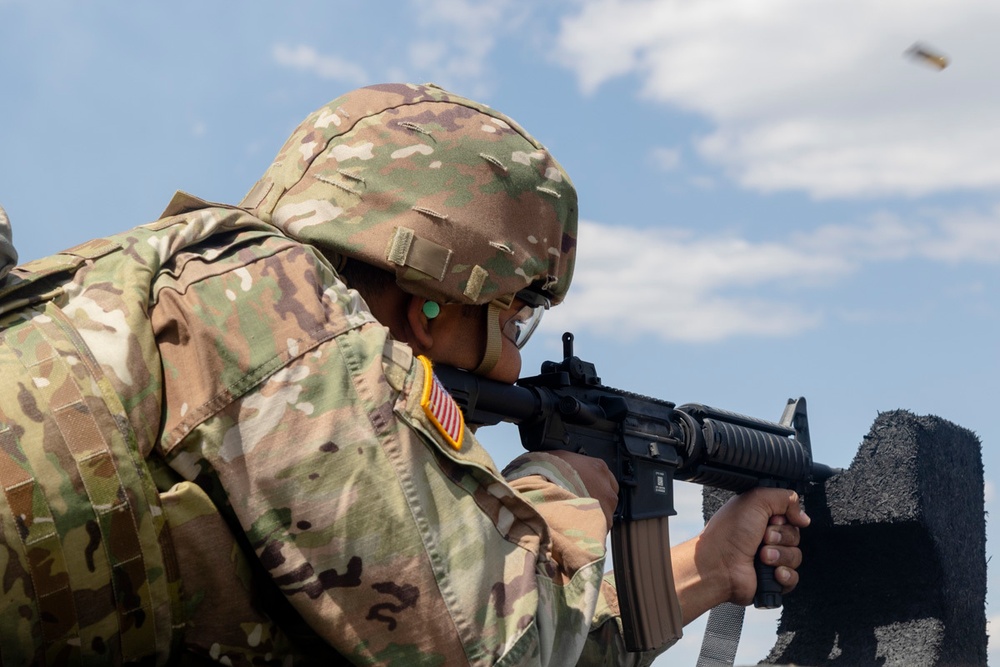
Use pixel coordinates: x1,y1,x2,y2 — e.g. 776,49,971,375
153,239,616,665
504,456,679,666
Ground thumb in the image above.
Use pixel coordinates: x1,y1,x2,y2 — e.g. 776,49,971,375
759,489,810,528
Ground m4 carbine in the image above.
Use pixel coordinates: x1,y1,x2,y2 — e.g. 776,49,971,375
435,332,838,653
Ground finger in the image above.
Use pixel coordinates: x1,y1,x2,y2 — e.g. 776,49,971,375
773,566,799,593
782,492,811,528
764,525,801,547
757,488,810,528
760,545,803,571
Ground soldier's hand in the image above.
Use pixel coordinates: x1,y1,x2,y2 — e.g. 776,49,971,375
702,488,810,606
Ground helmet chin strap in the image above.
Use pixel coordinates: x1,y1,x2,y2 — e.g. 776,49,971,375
472,301,505,376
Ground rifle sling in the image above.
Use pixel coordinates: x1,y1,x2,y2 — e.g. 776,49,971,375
696,602,746,667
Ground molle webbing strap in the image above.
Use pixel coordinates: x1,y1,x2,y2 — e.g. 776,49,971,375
464,265,488,302
611,517,683,653
386,227,452,282
0,301,179,665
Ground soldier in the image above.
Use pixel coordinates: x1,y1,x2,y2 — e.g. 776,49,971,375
0,83,806,665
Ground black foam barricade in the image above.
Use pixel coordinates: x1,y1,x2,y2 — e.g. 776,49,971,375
704,409,986,666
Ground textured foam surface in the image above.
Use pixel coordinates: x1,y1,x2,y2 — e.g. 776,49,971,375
704,409,985,666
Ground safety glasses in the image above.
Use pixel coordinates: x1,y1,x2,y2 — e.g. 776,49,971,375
502,290,550,349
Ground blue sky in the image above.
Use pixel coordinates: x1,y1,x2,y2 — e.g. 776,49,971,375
1,1,997,663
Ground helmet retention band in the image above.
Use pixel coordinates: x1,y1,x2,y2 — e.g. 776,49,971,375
473,301,505,375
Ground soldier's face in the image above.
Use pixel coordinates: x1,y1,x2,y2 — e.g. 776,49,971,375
424,300,525,384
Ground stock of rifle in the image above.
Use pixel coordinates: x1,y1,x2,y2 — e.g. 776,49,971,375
436,332,839,653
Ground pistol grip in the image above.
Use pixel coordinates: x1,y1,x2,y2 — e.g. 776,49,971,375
753,554,782,609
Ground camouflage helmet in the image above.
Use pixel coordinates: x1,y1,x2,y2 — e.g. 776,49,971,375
240,83,578,311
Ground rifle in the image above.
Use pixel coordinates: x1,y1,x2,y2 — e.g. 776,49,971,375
435,332,839,653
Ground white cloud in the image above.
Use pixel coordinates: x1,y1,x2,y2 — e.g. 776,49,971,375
797,206,1000,263
554,0,1000,198
405,0,529,96
551,207,1000,342
413,0,516,34
270,1,527,99
923,209,1000,262
272,44,368,85
549,220,843,341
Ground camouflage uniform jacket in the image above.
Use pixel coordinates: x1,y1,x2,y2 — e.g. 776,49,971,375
0,195,663,666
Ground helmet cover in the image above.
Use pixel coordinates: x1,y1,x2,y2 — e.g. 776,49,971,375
241,83,578,307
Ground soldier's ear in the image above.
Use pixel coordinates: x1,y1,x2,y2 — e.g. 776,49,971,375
405,296,435,352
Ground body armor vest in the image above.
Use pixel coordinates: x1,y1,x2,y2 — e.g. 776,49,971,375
0,236,181,665
0,199,307,665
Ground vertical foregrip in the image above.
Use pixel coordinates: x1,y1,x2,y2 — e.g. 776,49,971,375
610,517,683,652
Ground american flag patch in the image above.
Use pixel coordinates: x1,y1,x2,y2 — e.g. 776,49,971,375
418,355,465,451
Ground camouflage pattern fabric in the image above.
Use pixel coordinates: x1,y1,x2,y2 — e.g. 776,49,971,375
0,204,278,665
149,197,633,664
241,83,578,308
0,198,667,665
0,82,674,665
